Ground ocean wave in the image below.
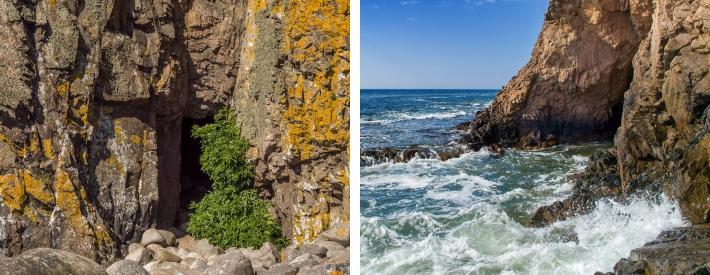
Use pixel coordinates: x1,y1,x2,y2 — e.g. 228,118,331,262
362,111,469,125
362,195,686,275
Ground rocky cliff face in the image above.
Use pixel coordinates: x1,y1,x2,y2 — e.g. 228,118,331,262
527,0,709,228
462,0,708,225
461,0,653,149
0,0,349,263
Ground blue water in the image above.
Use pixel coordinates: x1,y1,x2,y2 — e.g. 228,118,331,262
360,90,686,274
361,89,496,149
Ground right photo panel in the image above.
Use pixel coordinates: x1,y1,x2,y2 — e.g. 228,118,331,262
359,0,710,274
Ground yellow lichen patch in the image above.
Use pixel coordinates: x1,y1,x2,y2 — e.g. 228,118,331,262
281,0,350,161
56,82,70,97
106,155,125,174
29,135,39,154
292,193,331,244
42,139,54,160
54,170,91,234
129,135,142,145
0,173,25,212
114,122,125,145
21,170,54,205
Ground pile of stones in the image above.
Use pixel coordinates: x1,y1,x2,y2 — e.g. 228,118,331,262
107,226,350,275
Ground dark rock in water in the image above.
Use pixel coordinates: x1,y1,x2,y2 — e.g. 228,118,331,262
361,148,400,165
401,145,440,161
0,248,105,275
530,149,622,227
609,225,710,275
361,145,466,166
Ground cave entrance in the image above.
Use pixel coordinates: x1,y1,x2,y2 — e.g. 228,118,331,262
175,116,214,229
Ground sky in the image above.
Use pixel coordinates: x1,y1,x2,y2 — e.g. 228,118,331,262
362,0,549,89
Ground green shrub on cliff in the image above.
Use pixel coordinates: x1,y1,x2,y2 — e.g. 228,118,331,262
187,188,287,249
191,109,252,191
187,109,287,249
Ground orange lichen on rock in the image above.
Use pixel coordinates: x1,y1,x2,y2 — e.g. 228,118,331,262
282,0,350,161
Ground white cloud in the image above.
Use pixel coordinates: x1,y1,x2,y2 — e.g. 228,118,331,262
400,0,419,5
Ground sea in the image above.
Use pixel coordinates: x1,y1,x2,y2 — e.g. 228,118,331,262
360,89,687,274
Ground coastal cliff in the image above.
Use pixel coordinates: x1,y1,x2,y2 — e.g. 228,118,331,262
0,0,348,263
463,0,708,272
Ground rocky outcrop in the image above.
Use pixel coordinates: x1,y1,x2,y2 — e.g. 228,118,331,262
460,0,654,149
529,0,709,228
0,0,348,263
610,225,710,274
460,0,707,271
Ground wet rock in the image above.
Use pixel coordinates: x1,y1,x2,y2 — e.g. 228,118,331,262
611,225,710,274
106,260,149,275
0,248,104,275
530,149,622,227
142,229,168,246
204,250,253,275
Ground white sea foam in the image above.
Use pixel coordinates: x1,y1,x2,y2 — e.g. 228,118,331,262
362,111,469,125
362,196,686,275
362,143,685,274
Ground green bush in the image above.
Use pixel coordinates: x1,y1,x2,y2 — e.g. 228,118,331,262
187,188,287,249
187,109,287,249
191,109,253,191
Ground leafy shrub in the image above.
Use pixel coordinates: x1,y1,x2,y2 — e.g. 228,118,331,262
191,109,253,191
187,188,287,249
187,108,287,249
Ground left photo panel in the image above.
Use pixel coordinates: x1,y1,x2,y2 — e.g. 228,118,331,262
0,0,349,274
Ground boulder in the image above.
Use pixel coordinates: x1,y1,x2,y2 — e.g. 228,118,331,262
258,263,298,275
204,250,253,275
316,225,349,246
288,254,321,269
125,247,152,265
298,244,327,258
158,230,177,247
106,260,149,275
194,239,223,256
153,249,182,263
316,240,345,253
128,243,145,254
0,248,105,275
141,229,168,246
237,242,280,269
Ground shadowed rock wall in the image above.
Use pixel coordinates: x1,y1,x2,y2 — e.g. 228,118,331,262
0,0,349,262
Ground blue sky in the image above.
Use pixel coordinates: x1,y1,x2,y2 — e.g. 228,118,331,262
362,0,549,89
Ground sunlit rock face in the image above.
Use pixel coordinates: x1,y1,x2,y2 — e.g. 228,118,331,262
0,0,349,262
463,0,708,227
461,0,654,150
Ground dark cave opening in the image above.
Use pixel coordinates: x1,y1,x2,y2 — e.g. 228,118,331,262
175,116,214,229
